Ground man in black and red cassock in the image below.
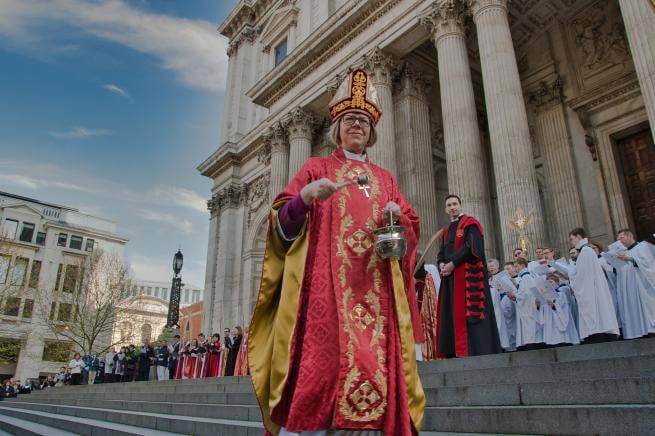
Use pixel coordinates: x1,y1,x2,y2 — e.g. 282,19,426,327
436,194,501,358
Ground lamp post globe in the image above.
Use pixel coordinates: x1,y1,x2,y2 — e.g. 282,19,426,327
173,249,183,275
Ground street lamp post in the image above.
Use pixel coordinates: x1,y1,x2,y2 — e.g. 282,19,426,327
166,249,183,329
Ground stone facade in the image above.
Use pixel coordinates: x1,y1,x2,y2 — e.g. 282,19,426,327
199,0,655,332
0,191,128,380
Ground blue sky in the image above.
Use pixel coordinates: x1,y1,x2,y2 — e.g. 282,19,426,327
0,0,240,287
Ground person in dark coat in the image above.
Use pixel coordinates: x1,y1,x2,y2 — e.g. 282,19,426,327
225,326,243,376
137,340,154,381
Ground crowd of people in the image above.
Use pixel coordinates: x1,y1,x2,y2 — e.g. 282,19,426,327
417,225,655,359
2,326,251,395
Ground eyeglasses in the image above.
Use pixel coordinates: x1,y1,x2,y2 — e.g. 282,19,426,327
342,115,371,127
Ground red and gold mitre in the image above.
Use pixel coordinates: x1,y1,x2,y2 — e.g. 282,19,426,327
328,69,382,125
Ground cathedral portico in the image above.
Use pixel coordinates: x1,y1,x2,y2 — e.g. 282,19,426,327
200,0,655,331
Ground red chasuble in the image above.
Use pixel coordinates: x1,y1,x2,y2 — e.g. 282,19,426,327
249,148,425,435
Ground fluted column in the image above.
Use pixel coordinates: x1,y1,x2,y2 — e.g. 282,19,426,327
285,108,314,177
529,78,585,254
469,0,545,258
394,67,440,248
363,48,398,175
619,0,655,135
422,0,495,255
268,122,289,202
203,195,221,335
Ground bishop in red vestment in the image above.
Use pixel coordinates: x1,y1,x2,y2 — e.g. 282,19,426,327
436,195,501,358
249,70,425,435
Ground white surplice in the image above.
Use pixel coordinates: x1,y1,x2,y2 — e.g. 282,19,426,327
490,283,516,351
570,239,619,341
514,270,543,347
598,256,621,327
541,286,580,345
628,242,655,334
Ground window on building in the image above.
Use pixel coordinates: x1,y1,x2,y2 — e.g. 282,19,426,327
3,297,21,316
274,39,287,66
140,286,145,295
57,233,68,247
141,323,152,343
193,292,199,303
10,257,28,286
162,288,169,301
0,338,21,363
147,287,152,296
1,219,18,239
28,260,42,288
57,303,72,322
42,340,72,362
19,222,35,243
0,255,10,285
36,232,46,246
69,235,83,250
62,265,79,293
154,287,159,298
85,238,94,252
22,299,34,318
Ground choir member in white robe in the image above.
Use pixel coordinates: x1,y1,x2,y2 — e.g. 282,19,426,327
488,259,516,352
589,241,621,328
542,274,580,345
513,258,544,350
568,228,619,343
616,230,655,335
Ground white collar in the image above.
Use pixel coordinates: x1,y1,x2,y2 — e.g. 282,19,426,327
450,213,464,222
575,238,588,250
343,149,366,162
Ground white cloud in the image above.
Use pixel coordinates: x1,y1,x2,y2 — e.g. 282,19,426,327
136,209,194,234
49,126,113,139
103,83,129,99
0,173,95,193
151,186,207,214
0,0,229,92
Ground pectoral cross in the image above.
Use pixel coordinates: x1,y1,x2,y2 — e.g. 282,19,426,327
359,183,370,198
355,174,370,198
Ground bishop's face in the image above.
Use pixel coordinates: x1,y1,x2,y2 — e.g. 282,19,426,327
339,114,371,154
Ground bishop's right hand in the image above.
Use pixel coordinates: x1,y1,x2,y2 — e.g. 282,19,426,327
300,178,339,205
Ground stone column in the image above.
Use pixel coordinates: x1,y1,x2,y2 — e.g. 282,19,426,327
394,67,440,247
202,195,220,335
363,48,398,175
422,0,495,254
469,0,545,258
619,0,655,135
268,122,289,202
528,78,585,254
285,108,314,177
212,183,247,331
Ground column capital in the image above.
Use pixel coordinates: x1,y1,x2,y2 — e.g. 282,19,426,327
362,47,399,86
421,0,468,42
395,64,430,100
526,76,564,112
217,183,247,210
468,0,509,19
327,70,350,96
207,195,220,218
284,107,315,141
264,122,289,154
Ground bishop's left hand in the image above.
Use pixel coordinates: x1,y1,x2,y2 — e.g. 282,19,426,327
382,201,402,223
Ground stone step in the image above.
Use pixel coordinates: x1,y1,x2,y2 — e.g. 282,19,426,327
0,402,264,436
423,355,655,388
20,376,655,408
426,376,655,406
0,411,79,436
0,405,184,436
418,337,655,374
8,398,261,422
424,404,655,435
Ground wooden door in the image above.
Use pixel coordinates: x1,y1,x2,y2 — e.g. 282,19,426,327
617,129,655,240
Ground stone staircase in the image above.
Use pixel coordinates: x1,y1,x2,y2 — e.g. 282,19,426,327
0,337,653,435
